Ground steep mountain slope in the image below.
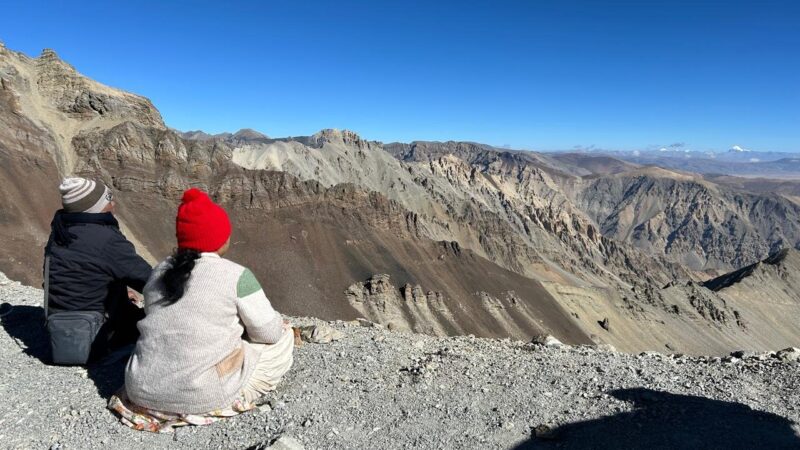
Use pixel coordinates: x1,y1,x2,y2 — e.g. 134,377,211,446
1,44,798,354
236,138,684,285
699,249,800,349
0,46,589,345
0,43,161,282
230,136,797,353
85,123,588,341
0,44,163,173
378,142,800,352
0,64,62,284
570,167,800,271
540,150,800,271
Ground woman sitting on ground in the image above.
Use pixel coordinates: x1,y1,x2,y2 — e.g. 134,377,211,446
109,188,294,432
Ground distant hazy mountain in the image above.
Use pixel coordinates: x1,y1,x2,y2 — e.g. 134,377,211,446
555,147,800,178
178,127,270,144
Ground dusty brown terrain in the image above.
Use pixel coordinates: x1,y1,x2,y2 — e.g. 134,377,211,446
1,43,798,354
0,50,64,284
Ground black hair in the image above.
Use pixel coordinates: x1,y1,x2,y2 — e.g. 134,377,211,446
161,248,201,304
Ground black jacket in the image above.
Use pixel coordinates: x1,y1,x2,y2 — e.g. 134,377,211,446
44,211,152,313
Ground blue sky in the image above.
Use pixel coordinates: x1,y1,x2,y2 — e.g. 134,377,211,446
1,1,798,151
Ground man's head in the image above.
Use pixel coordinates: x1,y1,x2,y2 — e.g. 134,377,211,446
59,177,114,214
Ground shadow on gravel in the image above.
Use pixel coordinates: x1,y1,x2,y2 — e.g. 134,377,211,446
0,304,126,400
1,304,50,360
515,388,800,450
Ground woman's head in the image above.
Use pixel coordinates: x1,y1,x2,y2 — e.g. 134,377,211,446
161,188,232,304
175,188,231,253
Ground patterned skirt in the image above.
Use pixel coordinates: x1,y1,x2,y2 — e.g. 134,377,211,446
108,329,295,433
108,391,256,433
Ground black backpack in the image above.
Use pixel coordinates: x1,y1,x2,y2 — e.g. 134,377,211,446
44,256,105,365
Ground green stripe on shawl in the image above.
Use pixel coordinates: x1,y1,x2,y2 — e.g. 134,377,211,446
237,268,262,298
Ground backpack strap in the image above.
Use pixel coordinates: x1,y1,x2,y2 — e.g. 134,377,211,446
43,255,50,320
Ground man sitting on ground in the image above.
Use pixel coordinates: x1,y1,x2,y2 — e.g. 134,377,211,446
44,177,152,365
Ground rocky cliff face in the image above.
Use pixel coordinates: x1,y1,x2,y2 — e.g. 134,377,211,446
571,168,800,271
1,44,798,354
0,45,595,346
0,45,163,173
390,142,800,274
33,49,163,129
695,249,800,349
227,134,800,353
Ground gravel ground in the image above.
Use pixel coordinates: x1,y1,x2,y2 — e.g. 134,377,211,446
2,273,800,450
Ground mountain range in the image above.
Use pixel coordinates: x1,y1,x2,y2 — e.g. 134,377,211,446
1,43,799,355
563,147,800,179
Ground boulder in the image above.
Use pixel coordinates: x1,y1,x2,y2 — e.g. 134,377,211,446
531,334,563,347
594,343,617,352
296,324,344,344
356,318,378,328
776,347,800,362
266,436,304,450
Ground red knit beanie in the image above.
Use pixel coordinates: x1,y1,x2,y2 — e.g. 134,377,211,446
176,188,232,252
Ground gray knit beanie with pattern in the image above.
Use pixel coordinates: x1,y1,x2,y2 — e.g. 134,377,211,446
59,177,113,213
